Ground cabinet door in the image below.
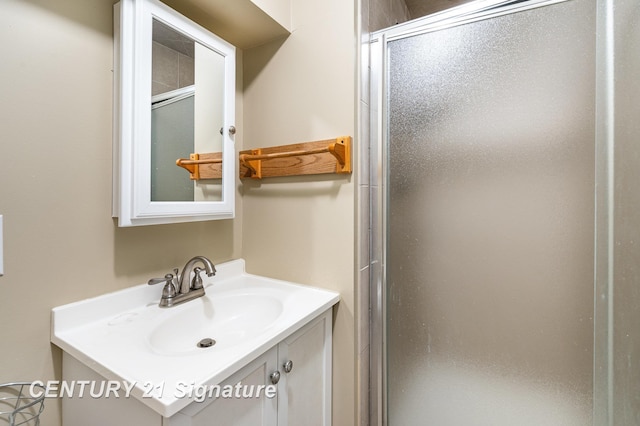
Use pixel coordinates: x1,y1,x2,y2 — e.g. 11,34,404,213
277,310,332,426
174,347,278,426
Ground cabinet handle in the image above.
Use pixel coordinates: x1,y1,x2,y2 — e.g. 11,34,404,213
270,371,281,385
220,126,237,136
283,360,293,373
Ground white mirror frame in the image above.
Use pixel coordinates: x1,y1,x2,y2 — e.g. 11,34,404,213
113,0,235,227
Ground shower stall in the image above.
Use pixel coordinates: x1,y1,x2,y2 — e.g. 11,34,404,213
368,0,640,424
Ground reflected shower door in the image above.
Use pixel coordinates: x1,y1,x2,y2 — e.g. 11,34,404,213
151,95,195,202
385,0,596,424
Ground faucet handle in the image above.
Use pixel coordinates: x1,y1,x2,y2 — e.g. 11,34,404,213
148,273,174,286
148,274,177,305
161,281,177,299
191,267,204,290
171,268,181,287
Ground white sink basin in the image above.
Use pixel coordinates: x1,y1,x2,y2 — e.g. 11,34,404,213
51,259,339,417
148,290,284,356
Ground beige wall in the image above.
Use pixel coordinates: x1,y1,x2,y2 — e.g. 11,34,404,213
1,0,355,425
242,0,356,424
0,1,242,424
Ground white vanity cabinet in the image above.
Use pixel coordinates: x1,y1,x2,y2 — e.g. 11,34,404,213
62,309,332,426
173,347,278,426
172,309,332,426
277,310,332,426
54,259,339,425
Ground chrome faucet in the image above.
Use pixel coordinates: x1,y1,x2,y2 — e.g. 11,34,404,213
178,255,216,293
148,256,216,307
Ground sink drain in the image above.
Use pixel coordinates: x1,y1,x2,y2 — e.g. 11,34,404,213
197,338,216,348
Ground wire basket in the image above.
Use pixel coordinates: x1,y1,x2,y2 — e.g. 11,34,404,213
0,383,45,426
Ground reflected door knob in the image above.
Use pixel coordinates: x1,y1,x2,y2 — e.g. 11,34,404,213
283,360,293,373
270,371,281,385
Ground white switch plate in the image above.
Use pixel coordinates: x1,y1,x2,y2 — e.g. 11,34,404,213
0,215,3,276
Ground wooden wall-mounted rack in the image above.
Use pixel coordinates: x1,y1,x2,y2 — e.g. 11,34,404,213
176,152,222,180
176,136,352,181
239,136,352,179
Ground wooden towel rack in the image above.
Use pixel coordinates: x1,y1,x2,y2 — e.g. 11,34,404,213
176,136,352,180
176,152,222,180
239,136,352,179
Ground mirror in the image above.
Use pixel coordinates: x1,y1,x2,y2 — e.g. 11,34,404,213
114,0,235,226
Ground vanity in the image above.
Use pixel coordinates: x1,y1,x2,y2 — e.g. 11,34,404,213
51,259,339,425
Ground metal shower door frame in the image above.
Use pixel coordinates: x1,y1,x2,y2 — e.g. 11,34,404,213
368,0,615,424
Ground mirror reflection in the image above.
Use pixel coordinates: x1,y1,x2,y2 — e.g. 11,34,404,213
150,19,225,202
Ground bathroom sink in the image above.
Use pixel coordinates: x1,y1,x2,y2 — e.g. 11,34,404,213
51,259,339,417
147,290,284,356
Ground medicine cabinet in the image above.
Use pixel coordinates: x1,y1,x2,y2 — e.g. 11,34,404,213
113,0,236,226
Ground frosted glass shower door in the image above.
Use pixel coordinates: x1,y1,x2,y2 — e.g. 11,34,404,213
385,0,596,424
151,95,195,202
